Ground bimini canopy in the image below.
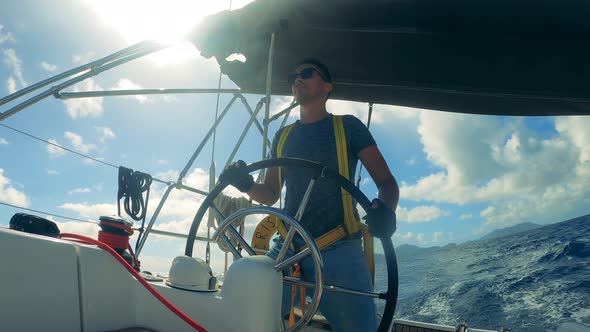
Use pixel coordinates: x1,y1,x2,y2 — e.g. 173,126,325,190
191,0,590,116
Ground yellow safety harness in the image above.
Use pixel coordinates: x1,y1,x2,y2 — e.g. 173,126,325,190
250,115,375,327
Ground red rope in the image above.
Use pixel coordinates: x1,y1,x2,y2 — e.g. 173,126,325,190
98,231,129,250
60,233,208,332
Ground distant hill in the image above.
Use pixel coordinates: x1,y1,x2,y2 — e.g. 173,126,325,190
479,222,543,241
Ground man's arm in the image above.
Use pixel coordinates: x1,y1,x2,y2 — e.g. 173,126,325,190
246,166,281,206
357,145,399,210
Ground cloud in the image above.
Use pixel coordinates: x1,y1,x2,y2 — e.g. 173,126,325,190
157,160,169,165
0,137,8,145
432,231,454,244
68,188,91,195
64,131,96,154
401,113,590,228
47,169,60,175
326,100,422,124
40,61,57,72
459,213,472,220
112,78,149,103
396,205,449,223
96,127,116,143
111,78,176,104
53,220,100,238
6,77,16,94
63,79,104,118
0,168,30,207
3,49,27,89
72,51,96,65
0,25,15,44
58,202,117,220
47,139,66,157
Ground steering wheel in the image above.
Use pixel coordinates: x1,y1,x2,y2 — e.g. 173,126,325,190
185,158,399,332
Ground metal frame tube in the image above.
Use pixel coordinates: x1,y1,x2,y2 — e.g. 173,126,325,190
0,40,158,107
136,183,175,256
238,95,271,149
262,33,276,159
177,94,239,181
0,45,165,121
224,98,265,169
57,89,240,99
267,100,298,125
283,277,381,299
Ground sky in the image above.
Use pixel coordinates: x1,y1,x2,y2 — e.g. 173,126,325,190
1,0,589,275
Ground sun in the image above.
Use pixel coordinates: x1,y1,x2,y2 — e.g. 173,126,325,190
85,0,253,64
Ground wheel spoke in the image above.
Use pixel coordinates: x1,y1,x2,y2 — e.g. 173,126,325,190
227,224,257,256
275,227,296,265
219,233,242,259
294,178,316,221
210,203,225,219
274,248,311,272
283,276,381,298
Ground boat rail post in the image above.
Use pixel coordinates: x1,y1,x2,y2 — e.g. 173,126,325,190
176,93,239,183
262,32,276,160
224,96,266,169
135,184,175,256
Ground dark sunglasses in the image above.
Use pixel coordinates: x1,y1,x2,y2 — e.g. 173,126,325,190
288,67,326,85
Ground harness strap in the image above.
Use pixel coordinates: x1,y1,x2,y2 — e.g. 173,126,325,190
254,116,375,282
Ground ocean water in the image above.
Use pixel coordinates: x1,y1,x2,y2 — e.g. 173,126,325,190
374,214,590,332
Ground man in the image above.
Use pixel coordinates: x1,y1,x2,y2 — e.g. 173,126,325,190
221,59,398,331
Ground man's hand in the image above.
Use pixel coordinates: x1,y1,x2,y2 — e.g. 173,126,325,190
363,198,396,239
219,160,254,193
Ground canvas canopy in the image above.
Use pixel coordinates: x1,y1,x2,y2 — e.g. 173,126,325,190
190,0,590,116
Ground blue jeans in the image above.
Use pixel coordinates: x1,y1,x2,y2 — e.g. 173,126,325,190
267,237,377,332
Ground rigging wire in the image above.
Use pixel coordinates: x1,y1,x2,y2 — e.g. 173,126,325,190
0,122,169,185
356,103,373,187
0,200,98,225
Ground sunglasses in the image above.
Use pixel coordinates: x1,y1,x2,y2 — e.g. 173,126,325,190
288,67,327,85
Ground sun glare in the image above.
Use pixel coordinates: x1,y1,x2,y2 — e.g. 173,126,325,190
85,0,253,64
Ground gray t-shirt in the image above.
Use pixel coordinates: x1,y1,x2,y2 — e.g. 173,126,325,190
271,113,376,239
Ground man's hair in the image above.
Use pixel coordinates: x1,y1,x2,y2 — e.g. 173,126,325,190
296,58,332,83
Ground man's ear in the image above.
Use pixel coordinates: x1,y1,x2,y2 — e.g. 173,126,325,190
324,82,334,96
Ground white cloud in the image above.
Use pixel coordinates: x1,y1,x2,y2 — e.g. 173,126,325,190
47,169,60,175
47,139,66,157
64,131,96,154
432,231,454,244
68,188,91,195
0,137,8,145
401,113,590,228
63,79,104,118
53,221,100,238
459,213,472,220
40,61,57,72
0,25,15,44
58,202,117,220
112,79,149,103
6,77,16,94
326,100,422,124
396,205,449,223
96,127,116,143
3,49,27,89
0,168,30,207
72,51,96,65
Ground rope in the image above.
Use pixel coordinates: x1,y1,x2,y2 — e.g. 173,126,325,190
117,167,152,221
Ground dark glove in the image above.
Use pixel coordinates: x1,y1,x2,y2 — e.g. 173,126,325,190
219,160,254,193
363,198,396,239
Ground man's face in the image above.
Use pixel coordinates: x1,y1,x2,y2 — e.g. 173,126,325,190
289,64,333,105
